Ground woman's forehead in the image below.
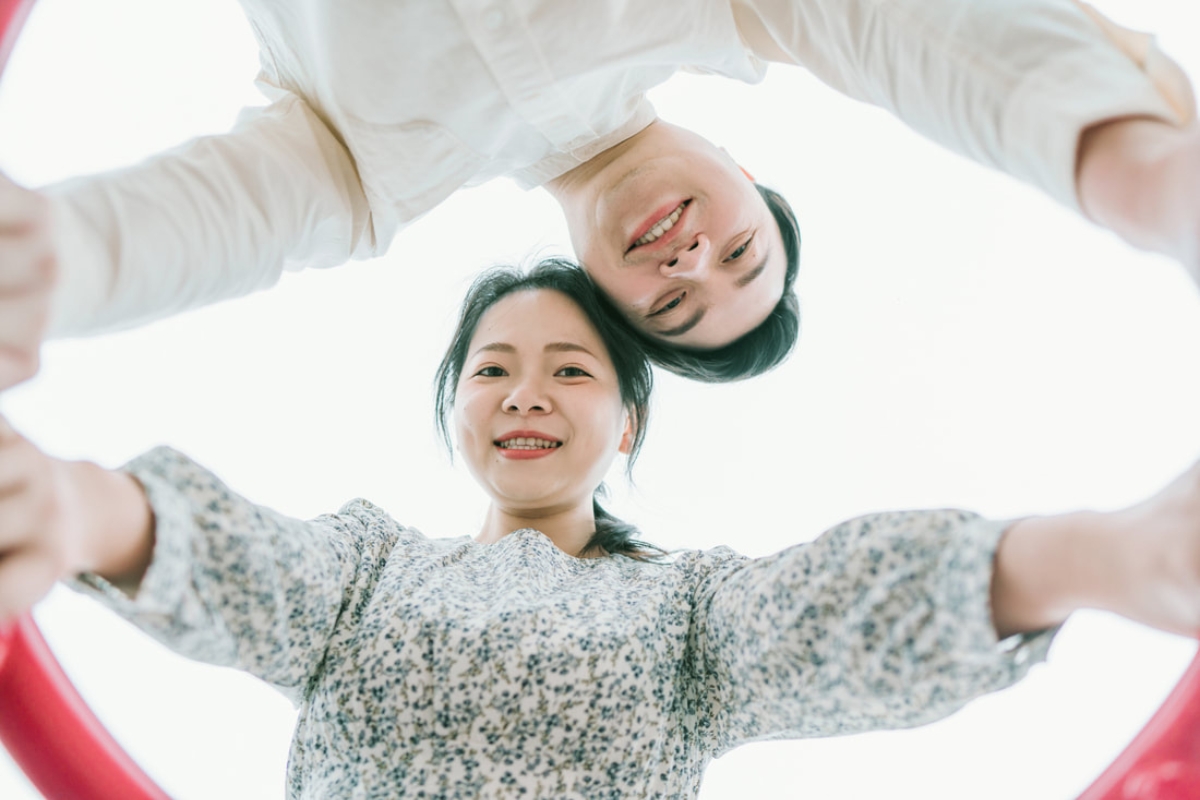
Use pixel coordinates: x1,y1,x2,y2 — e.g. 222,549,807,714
469,290,606,354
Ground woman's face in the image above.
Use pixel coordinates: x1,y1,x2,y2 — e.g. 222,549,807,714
454,289,633,515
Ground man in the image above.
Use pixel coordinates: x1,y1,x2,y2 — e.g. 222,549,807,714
1,0,1196,387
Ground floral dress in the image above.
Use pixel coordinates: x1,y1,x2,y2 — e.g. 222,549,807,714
70,447,1054,799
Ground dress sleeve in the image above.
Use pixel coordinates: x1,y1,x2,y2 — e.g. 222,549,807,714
735,0,1195,212
63,446,399,705
45,88,377,338
684,509,1056,755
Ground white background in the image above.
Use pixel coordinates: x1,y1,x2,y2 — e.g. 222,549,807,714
1,0,1199,797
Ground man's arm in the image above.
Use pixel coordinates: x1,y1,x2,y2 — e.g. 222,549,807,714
736,0,1197,278
1077,118,1200,282
44,89,375,338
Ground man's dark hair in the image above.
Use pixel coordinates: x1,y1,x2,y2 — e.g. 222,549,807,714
621,183,801,382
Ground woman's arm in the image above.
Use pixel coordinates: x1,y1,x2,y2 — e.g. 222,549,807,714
0,416,153,620
992,461,1200,640
0,419,399,698
684,507,1052,755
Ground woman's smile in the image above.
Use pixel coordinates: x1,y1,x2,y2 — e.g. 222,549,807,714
495,430,564,459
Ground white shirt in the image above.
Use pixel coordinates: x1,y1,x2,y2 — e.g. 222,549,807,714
46,0,1194,336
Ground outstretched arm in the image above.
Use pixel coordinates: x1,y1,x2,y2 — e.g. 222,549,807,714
686,457,1200,754
0,422,398,699
44,89,375,338
993,461,1200,640
736,0,1198,280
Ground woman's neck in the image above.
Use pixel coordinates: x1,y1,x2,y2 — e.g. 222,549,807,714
475,502,601,557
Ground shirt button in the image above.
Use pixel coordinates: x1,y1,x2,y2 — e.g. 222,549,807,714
484,7,506,30
1013,645,1030,666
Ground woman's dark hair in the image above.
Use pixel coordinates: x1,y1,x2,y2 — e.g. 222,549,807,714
434,258,662,560
620,183,802,382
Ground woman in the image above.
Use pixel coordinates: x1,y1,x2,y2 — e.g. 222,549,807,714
0,258,1198,798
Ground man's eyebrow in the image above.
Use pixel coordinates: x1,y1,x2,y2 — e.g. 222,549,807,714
657,308,707,338
735,244,771,289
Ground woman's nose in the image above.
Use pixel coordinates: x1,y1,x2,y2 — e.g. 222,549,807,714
504,379,551,414
660,234,711,279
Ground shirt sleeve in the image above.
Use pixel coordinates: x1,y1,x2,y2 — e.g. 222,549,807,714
735,0,1196,212
45,88,377,338
684,509,1056,755
63,446,400,705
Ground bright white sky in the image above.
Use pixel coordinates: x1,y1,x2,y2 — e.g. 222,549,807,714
1,1,1199,798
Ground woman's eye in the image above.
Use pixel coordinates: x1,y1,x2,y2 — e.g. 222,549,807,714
556,366,592,378
727,235,754,261
475,366,506,377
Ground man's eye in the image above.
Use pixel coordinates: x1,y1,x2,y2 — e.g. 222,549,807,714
556,366,592,378
654,295,684,316
728,235,754,261
475,366,506,377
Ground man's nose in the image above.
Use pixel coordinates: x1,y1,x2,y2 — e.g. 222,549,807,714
660,234,711,279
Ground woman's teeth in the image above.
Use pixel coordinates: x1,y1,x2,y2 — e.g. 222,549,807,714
496,437,561,450
633,201,688,247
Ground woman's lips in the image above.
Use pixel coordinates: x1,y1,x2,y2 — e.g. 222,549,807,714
494,431,562,460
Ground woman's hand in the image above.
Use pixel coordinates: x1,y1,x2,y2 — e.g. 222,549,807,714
0,416,155,622
1098,461,1200,638
993,460,1200,640
0,173,55,390
0,415,86,623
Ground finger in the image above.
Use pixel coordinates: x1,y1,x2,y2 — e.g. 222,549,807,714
0,287,50,345
0,348,41,391
0,231,56,293
0,548,62,625
0,179,48,233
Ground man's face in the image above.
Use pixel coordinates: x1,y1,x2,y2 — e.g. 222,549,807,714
559,125,788,349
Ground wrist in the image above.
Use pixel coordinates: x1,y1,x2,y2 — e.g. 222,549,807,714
64,460,154,587
1077,117,1200,271
992,510,1121,638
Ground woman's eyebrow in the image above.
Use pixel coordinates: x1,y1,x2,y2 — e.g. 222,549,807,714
545,342,598,358
470,342,598,357
471,342,516,357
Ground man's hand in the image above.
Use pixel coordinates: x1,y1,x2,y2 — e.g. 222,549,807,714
1078,119,1200,285
0,173,55,389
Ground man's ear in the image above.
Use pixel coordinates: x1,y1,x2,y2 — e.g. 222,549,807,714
618,414,635,455
719,146,756,183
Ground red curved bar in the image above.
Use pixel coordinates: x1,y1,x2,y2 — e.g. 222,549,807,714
0,0,34,80
0,613,172,799
1077,646,1200,800
0,0,1197,798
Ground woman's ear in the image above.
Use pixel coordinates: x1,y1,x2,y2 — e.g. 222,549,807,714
618,414,635,455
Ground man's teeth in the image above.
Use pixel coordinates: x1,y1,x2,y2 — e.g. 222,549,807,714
497,437,562,450
633,202,687,247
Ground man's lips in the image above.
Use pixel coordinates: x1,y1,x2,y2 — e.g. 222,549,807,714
627,199,690,254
